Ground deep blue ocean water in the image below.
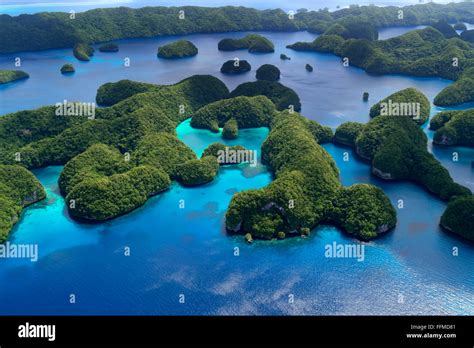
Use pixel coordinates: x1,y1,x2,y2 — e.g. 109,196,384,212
0,28,473,314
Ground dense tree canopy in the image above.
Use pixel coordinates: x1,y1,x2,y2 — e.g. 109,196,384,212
440,195,474,241
230,80,301,112
333,122,364,147
222,118,238,139
431,20,459,38
201,143,248,165
256,64,280,81
96,80,160,106
60,64,75,74
157,40,198,58
218,34,274,53
191,96,275,132
0,75,232,223
0,75,229,170
220,60,251,74
334,90,472,201
175,156,219,186
0,70,29,84
369,88,431,125
73,43,94,61
60,143,171,220
0,165,46,242
430,109,474,147
2,3,474,53
433,68,474,106
99,43,119,52
226,111,396,240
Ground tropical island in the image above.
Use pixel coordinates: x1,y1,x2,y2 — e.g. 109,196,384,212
218,34,274,53
157,40,198,58
430,109,474,147
60,64,75,74
440,195,474,241
256,64,280,81
0,70,29,84
175,156,219,186
73,43,94,61
222,118,238,139
334,88,471,201
190,95,275,132
229,80,301,112
96,79,160,106
99,43,119,52
226,110,397,241
0,165,45,242
332,88,473,239
0,73,401,242
369,88,430,125
202,143,248,165
220,60,251,74
0,75,229,223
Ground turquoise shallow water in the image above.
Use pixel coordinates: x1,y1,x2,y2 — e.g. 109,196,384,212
0,28,473,314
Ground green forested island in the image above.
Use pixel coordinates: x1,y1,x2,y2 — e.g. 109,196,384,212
288,25,474,106
333,89,473,240
334,89,471,202
175,156,219,186
202,143,248,165
0,73,405,241
440,195,474,241
191,95,275,132
222,118,239,139
0,70,29,84
369,88,431,125
218,34,274,53
0,75,230,222
256,64,280,81
60,64,75,74
220,60,251,74
226,111,397,240
229,80,301,112
96,80,160,106
430,109,474,147
73,43,94,61
2,3,474,54
59,144,171,221
99,43,119,52
157,40,198,58
0,165,46,242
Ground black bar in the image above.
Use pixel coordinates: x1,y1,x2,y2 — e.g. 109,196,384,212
0,316,472,346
